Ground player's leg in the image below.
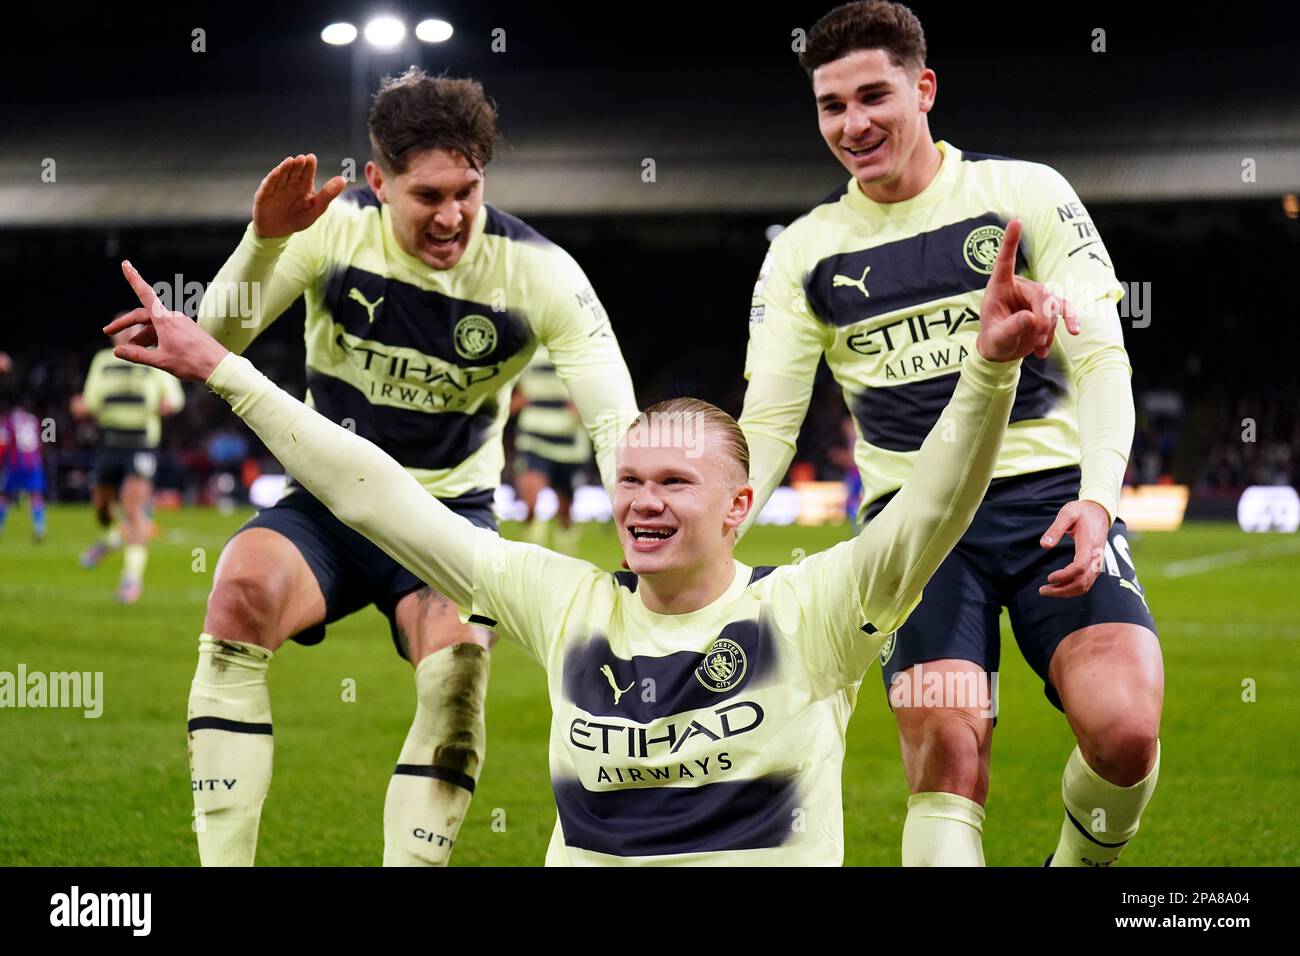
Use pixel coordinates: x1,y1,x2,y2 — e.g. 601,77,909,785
116,474,152,602
894,665,995,866
1009,517,1163,867
1048,622,1162,866
881,547,1001,866
0,481,9,537
188,526,327,866
551,461,581,554
515,464,544,520
382,588,494,866
552,489,581,553
28,481,47,542
515,461,549,545
80,482,121,567
92,484,116,528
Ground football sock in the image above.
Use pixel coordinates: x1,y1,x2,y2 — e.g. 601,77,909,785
1050,741,1160,867
187,634,274,866
103,526,123,549
31,496,46,538
383,642,490,866
0,498,8,532
902,791,986,866
122,544,148,584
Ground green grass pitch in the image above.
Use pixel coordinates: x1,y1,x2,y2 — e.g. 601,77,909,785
1,504,1297,865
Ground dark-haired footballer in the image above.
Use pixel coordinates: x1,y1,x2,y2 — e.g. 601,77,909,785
190,69,636,866
739,1,1162,866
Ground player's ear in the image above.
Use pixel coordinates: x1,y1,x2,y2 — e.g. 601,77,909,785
364,160,387,202
725,483,754,531
916,67,937,113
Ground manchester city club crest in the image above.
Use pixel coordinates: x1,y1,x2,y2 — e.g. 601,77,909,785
962,225,1006,275
453,314,498,360
695,637,747,692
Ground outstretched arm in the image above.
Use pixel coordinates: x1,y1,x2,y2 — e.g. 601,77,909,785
112,261,484,611
853,220,1079,633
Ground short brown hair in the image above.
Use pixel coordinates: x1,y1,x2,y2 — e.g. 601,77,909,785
799,1,927,76
627,397,751,486
368,67,499,174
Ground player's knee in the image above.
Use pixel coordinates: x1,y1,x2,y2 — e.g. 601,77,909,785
1082,714,1159,787
904,710,988,796
204,573,288,648
404,592,493,661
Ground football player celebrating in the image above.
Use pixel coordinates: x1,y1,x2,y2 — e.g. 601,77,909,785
739,1,1162,866
111,216,1070,864
187,70,636,865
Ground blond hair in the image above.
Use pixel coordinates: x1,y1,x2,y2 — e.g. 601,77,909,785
626,397,750,485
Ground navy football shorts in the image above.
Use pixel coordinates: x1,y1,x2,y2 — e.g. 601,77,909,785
92,446,157,486
237,485,498,659
875,466,1158,712
517,451,583,497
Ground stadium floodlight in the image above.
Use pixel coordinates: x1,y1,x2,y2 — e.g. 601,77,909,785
320,22,358,45
415,19,454,43
364,15,406,48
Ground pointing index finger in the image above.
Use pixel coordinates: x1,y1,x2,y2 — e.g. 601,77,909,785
991,219,1022,285
121,260,165,319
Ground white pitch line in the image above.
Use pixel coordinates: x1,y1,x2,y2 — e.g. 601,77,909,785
1160,538,1300,578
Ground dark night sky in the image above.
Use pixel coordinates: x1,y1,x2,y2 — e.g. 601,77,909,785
6,1,1297,102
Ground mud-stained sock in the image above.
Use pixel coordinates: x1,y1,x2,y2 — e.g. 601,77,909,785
188,633,274,866
383,642,490,866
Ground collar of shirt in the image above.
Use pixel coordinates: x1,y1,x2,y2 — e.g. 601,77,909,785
628,559,753,630
844,139,961,221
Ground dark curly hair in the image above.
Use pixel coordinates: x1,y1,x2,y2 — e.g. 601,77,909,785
368,68,499,173
799,1,927,76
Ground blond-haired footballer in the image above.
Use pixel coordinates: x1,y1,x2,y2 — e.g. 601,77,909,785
111,220,1072,865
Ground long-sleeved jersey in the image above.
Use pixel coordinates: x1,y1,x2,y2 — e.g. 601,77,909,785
206,344,1020,865
198,189,636,497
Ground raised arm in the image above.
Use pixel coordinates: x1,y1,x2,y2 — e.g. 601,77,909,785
113,261,484,611
737,246,829,537
533,248,638,496
196,154,345,353
855,220,1078,633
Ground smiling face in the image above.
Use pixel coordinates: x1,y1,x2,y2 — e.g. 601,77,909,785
812,48,937,200
365,148,484,270
613,422,752,584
